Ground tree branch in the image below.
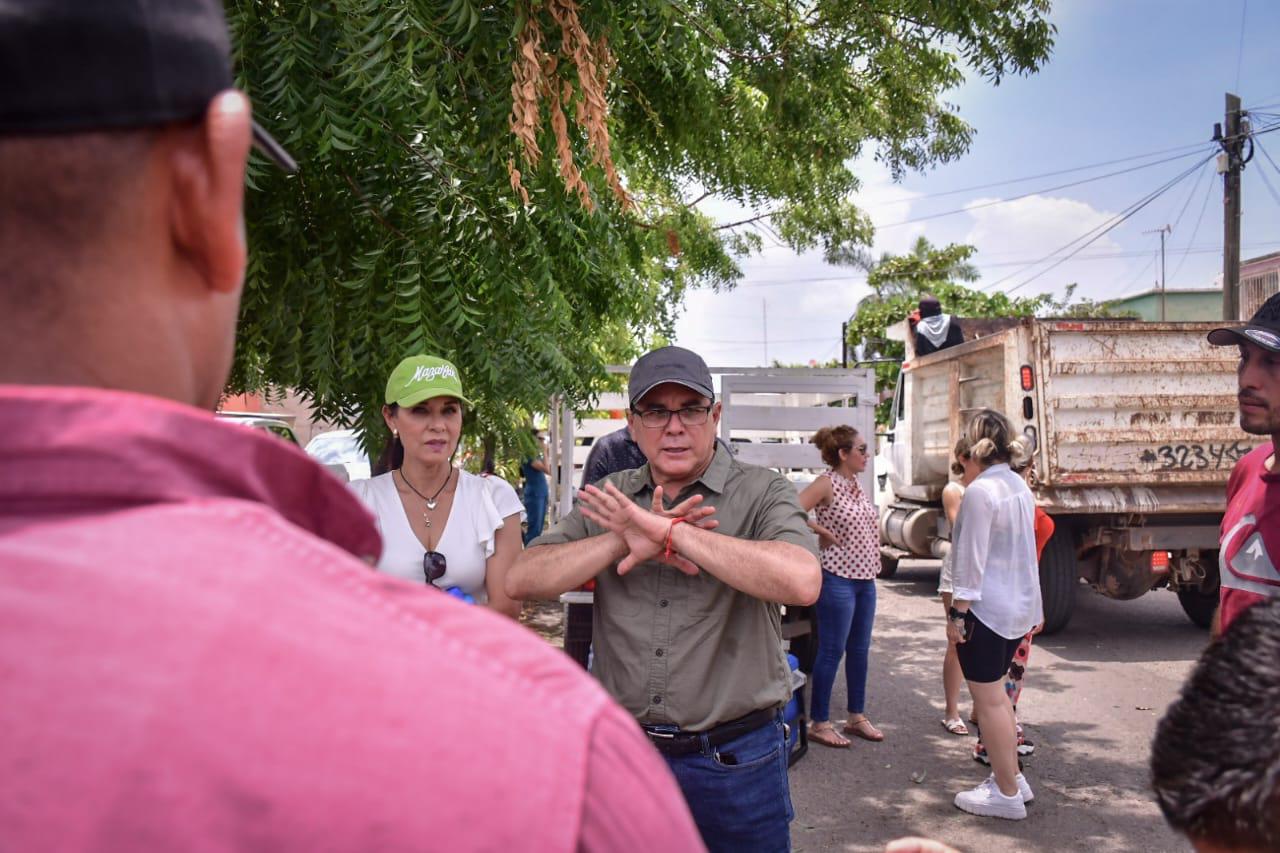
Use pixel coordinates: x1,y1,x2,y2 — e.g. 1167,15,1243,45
341,172,406,238
715,210,777,230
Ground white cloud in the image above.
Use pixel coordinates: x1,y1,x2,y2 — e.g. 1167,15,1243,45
961,194,1137,302
672,159,920,367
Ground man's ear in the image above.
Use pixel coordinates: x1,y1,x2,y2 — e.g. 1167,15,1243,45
710,401,723,426
167,90,251,295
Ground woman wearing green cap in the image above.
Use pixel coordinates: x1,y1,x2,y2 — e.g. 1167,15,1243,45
348,356,524,618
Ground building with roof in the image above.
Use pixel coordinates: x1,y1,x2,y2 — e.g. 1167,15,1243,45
1107,287,1222,321
1109,251,1280,322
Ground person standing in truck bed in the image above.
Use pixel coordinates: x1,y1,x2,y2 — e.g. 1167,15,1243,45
913,295,966,356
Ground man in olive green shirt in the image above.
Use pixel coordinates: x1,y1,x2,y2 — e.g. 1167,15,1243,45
508,346,821,852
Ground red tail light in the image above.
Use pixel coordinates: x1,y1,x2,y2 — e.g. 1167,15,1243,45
1019,365,1034,391
1151,552,1170,572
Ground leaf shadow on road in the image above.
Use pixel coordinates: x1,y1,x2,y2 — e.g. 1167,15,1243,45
879,566,1209,665
789,564,1193,853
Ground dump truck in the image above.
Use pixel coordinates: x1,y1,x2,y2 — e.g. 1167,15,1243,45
875,317,1263,633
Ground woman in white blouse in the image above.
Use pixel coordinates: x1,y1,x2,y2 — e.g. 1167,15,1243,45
349,355,523,618
947,409,1042,821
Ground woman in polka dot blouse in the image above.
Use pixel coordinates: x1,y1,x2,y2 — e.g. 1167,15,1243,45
797,425,883,747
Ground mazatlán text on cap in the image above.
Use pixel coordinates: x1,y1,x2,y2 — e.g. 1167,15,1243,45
409,364,457,385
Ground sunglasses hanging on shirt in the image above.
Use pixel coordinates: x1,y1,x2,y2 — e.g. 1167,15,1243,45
423,550,447,586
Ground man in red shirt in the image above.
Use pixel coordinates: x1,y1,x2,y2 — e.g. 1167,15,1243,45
1207,292,1280,637
0,3,701,850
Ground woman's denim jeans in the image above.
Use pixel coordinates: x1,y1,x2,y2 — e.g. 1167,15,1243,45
810,572,877,721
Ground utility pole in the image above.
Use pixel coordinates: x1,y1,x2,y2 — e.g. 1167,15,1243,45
1217,92,1245,321
841,321,848,369
1144,225,1171,320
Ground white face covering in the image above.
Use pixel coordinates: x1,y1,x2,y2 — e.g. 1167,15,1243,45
916,313,953,347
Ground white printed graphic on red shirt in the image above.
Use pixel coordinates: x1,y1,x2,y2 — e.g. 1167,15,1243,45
1221,513,1280,596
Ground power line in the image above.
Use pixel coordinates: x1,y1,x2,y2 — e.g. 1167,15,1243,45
731,240,1280,288
874,146,1216,229
860,140,1214,207
1164,158,1212,236
1115,254,1158,299
979,154,1210,293
1252,138,1280,208
1166,161,1218,286
700,335,837,344
987,153,1215,296
1253,136,1280,184
713,125,1277,236
1000,156,1213,296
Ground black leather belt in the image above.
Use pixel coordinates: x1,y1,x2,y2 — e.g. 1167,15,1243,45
642,707,778,757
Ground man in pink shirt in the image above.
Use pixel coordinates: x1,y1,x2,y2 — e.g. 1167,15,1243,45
0,2,702,850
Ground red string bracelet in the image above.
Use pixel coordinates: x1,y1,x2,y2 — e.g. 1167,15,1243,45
664,517,688,560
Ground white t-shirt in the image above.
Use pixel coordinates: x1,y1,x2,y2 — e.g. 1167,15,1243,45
950,463,1043,639
348,470,524,601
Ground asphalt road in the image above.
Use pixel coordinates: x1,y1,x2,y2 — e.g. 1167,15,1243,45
789,560,1209,853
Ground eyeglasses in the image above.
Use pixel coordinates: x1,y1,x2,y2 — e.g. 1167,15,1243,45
423,551,447,586
633,405,712,429
842,443,869,455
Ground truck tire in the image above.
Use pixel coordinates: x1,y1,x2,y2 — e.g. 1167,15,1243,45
878,551,900,579
1038,527,1078,635
1176,588,1218,629
1177,549,1220,630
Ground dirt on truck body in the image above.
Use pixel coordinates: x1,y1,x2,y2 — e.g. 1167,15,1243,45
875,316,1263,633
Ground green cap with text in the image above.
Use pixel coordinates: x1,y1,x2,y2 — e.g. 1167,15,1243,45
385,355,472,407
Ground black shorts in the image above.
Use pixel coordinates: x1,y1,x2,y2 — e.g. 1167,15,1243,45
955,611,1022,684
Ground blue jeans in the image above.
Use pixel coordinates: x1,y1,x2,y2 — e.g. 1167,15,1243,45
660,715,793,853
522,490,547,545
811,573,877,721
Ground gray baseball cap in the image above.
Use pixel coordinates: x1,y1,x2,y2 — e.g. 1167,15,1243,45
628,346,715,407
1208,292,1280,353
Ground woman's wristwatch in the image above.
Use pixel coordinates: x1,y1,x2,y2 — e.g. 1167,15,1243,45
948,606,968,628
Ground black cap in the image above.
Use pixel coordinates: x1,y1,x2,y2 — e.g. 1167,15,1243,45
0,0,296,172
919,295,942,317
1208,292,1280,353
629,346,715,407
632,343,721,404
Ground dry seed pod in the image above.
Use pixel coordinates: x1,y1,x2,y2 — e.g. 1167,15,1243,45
506,0,630,210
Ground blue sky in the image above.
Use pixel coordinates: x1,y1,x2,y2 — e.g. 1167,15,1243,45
674,0,1280,367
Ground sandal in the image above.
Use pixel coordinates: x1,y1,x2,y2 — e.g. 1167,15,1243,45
808,722,851,748
843,716,885,742
941,717,969,736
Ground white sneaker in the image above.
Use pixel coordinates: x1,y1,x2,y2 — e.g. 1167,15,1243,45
955,780,1027,820
982,772,1034,804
